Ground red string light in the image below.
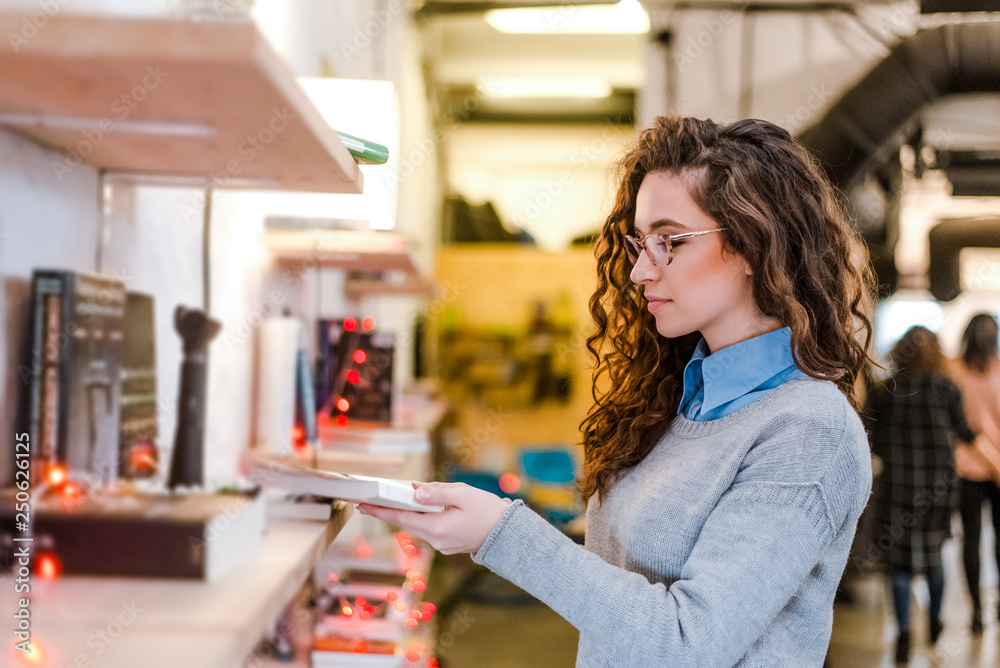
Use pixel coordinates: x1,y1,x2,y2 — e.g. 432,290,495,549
46,463,68,487
35,553,61,580
362,316,376,330
344,317,358,332
347,370,360,384
336,398,350,412
353,350,367,364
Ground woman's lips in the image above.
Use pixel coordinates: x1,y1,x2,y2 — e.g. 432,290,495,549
647,298,671,312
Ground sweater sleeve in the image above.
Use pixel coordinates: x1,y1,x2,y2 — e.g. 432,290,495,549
472,442,859,666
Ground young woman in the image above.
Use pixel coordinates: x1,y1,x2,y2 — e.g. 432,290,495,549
864,326,974,663
359,116,875,666
951,313,1000,634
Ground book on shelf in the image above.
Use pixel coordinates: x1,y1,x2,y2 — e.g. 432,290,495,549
118,291,158,478
0,489,265,580
24,269,126,484
317,418,430,454
316,319,395,424
251,459,444,512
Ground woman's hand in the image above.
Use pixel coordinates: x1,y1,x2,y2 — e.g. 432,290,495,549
356,482,511,555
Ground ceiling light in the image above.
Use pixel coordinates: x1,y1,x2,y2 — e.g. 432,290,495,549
477,76,613,99
484,0,649,35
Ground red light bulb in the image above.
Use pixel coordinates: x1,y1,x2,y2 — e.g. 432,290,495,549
336,415,349,427
46,463,68,487
362,316,376,330
344,317,358,332
336,398,350,412
36,552,62,580
347,370,361,384
353,350,367,364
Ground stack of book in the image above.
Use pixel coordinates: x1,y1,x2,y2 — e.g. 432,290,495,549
317,417,430,455
310,534,436,667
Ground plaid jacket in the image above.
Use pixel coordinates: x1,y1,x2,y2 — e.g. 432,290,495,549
863,369,974,573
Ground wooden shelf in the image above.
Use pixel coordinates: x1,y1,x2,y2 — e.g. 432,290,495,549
345,276,439,299
0,13,363,193
0,508,353,668
262,229,419,274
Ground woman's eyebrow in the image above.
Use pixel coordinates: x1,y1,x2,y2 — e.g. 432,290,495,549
647,218,689,233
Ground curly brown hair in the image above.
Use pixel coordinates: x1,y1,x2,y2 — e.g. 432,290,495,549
579,116,876,503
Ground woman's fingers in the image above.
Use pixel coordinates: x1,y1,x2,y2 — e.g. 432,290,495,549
412,481,483,508
356,504,436,534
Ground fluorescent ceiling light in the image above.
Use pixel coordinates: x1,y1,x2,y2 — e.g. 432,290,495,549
477,76,613,99
484,0,649,35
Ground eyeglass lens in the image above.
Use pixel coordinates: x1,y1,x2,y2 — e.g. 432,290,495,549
626,236,670,265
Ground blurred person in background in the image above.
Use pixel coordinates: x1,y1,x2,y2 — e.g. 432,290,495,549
864,325,975,664
951,313,1000,634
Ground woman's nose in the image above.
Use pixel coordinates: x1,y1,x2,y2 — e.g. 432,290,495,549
629,249,658,284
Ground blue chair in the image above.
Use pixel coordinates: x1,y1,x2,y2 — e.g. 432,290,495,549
518,446,583,528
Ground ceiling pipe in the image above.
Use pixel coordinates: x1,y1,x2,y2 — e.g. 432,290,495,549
798,22,1000,192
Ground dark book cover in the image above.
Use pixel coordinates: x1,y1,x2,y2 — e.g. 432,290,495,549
316,319,394,424
119,292,158,479
26,270,126,483
0,490,264,580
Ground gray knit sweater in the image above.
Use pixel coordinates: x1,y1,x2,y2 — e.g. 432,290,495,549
472,377,872,667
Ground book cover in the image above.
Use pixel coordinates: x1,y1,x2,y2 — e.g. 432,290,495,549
26,270,126,484
316,319,395,425
119,292,158,478
252,460,443,512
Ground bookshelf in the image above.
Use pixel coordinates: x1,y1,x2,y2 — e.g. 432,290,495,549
1,510,352,668
0,13,363,193
261,229,420,275
0,10,438,667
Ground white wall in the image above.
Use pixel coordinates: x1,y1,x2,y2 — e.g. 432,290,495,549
0,128,100,485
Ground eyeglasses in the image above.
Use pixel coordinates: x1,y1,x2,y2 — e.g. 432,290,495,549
624,228,726,266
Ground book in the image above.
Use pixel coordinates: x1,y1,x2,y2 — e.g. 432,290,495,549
316,319,395,424
318,418,429,454
24,270,126,484
252,460,444,512
0,489,265,580
295,346,318,447
118,291,158,478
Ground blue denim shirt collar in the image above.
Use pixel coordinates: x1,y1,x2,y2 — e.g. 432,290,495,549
679,327,800,417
